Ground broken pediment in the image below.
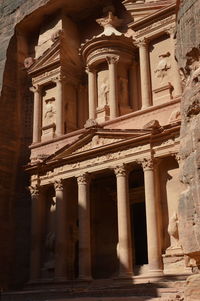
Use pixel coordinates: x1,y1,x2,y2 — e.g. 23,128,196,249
27,40,61,75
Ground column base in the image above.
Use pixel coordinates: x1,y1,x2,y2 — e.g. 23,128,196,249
148,269,163,277
114,272,133,281
141,105,151,110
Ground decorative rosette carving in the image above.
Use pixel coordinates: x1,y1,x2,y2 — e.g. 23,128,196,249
54,179,63,191
114,164,127,177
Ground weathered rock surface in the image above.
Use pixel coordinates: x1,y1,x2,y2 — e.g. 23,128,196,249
176,0,200,265
184,274,200,301
0,0,55,289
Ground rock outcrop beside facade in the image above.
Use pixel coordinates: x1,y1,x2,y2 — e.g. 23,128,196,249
176,0,200,266
0,0,53,288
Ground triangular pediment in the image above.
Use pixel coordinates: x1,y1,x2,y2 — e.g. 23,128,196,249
45,128,150,163
28,40,60,75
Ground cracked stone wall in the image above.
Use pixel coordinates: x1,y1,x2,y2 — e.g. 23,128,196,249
176,0,200,264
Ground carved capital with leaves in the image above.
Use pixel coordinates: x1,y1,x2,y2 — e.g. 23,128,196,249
141,158,154,171
54,179,64,191
106,55,120,65
29,184,40,196
136,37,149,48
77,173,89,185
114,164,127,177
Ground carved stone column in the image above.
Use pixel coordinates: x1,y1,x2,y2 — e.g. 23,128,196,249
30,85,41,143
52,75,64,136
166,27,182,97
142,158,163,275
114,164,133,278
54,179,67,280
129,60,139,111
138,39,152,109
77,173,92,280
29,184,43,281
87,67,97,120
107,55,119,119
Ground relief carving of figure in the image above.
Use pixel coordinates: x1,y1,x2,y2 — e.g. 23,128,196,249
168,212,181,249
43,97,56,126
186,57,200,88
98,80,109,109
154,52,171,82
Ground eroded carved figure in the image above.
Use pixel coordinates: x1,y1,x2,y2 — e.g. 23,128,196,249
97,70,109,109
154,52,171,82
98,81,109,108
43,97,56,126
168,212,181,249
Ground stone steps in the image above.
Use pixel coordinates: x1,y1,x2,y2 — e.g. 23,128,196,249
1,276,186,301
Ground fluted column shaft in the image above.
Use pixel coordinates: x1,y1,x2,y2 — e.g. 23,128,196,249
142,159,163,275
107,56,119,119
87,68,97,120
77,174,91,280
54,179,67,280
30,85,41,143
138,39,151,109
29,185,43,281
115,165,133,278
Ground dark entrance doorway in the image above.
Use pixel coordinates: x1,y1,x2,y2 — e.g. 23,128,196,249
131,201,148,265
129,168,148,269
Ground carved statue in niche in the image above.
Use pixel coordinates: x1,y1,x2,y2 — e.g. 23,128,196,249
43,97,56,126
97,70,109,110
154,52,171,82
98,81,109,108
167,212,181,249
42,197,56,276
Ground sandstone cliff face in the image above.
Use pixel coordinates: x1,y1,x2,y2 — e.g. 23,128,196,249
176,0,200,265
0,0,52,289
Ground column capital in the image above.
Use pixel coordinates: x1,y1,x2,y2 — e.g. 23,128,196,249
77,173,90,185
136,37,149,48
114,164,127,177
29,85,40,93
141,158,154,171
54,179,64,191
86,65,96,74
29,184,40,196
106,55,120,65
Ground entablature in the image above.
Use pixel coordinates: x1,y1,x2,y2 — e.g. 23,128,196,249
28,122,180,187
